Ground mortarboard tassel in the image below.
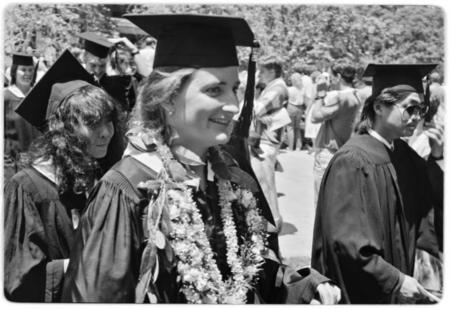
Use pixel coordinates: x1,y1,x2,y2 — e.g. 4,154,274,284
235,40,259,138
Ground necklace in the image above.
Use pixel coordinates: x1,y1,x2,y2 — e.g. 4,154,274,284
136,130,267,303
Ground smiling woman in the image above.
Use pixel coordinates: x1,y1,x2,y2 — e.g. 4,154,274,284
4,52,40,179
61,14,341,304
3,50,125,302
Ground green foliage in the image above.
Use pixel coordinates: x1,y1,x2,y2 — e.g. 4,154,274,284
3,3,444,77
4,3,116,64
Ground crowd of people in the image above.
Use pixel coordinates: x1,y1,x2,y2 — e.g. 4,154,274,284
2,12,445,304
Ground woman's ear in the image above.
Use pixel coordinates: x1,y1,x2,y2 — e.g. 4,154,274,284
373,102,384,116
161,102,175,116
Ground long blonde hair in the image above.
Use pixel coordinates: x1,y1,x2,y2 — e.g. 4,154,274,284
129,67,196,141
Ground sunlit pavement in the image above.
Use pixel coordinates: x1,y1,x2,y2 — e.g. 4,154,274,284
275,149,316,268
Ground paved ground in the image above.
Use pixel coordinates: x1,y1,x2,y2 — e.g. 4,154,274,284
275,149,317,268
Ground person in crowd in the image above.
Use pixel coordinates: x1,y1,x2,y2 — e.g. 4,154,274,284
428,71,444,106
357,76,373,106
4,52,40,179
134,36,156,76
78,32,140,117
293,64,315,150
62,14,340,304
103,37,142,114
407,71,444,297
249,54,290,233
293,64,315,108
78,32,113,82
285,72,306,150
3,50,125,302
303,72,326,152
311,63,443,304
310,62,362,206
408,90,444,297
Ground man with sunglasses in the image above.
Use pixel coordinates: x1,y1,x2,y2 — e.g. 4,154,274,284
311,64,443,304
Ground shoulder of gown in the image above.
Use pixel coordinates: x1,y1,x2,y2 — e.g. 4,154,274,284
62,155,159,303
4,168,62,301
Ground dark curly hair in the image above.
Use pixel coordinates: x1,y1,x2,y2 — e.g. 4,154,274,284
20,84,125,195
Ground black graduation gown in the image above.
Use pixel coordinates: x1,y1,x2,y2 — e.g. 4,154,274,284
3,167,86,302
62,151,329,303
3,88,41,179
311,134,441,304
99,75,137,113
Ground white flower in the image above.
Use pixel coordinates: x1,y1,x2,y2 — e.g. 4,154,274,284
140,134,267,304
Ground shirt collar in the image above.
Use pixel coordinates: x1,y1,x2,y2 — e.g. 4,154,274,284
171,144,206,166
32,158,58,184
263,77,284,91
124,132,210,190
368,129,394,151
8,85,26,98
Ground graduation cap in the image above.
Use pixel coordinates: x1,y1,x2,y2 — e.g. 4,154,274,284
12,52,34,66
123,14,258,134
16,49,97,130
78,32,113,59
123,14,255,68
363,64,437,96
123,14,275,225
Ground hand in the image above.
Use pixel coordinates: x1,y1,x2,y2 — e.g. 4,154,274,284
311,282,341,304
398,275,440,303
109,37,138,53
423,121,444,159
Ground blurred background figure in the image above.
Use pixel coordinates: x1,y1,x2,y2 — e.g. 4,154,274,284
78,32,113,82
250,54,290,233
311,62,361,206
285,72,306,150
4,50,125,302
134,36,156,77
4,52,41,179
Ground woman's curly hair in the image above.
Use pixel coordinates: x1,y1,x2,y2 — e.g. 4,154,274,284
20,84,125,195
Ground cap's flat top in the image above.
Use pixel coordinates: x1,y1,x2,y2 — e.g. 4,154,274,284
363,63,437,77
15,49,96,129
123,14,254,47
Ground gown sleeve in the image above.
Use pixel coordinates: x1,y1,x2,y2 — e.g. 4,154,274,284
4,176,60,302
256,249,330,303
312,150,403,301
61,172,143,302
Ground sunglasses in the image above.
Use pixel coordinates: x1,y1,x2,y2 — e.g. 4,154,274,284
394,104,429,121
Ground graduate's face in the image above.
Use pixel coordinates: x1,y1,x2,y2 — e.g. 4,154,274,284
15,65,34,87
116,51,136,75
85,53,107,79
75,118,115,159
380,92,424,138
168,66,240,154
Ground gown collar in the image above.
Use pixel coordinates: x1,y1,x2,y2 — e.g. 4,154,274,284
7,85,26,98
368,129,394,151
32,158,58,185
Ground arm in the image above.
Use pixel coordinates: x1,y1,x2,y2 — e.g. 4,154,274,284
109,37,150,77
61,176,142,302
256,249,338,304
4,179,47,301
254,89,282,118
311,91,340,123
316,151,404,301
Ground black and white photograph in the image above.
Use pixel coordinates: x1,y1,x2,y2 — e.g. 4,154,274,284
1,0,446,304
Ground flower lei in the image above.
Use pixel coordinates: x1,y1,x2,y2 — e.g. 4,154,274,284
137,130,267,304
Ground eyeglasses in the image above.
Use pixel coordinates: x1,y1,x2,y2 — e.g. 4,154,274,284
394,104,429,121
